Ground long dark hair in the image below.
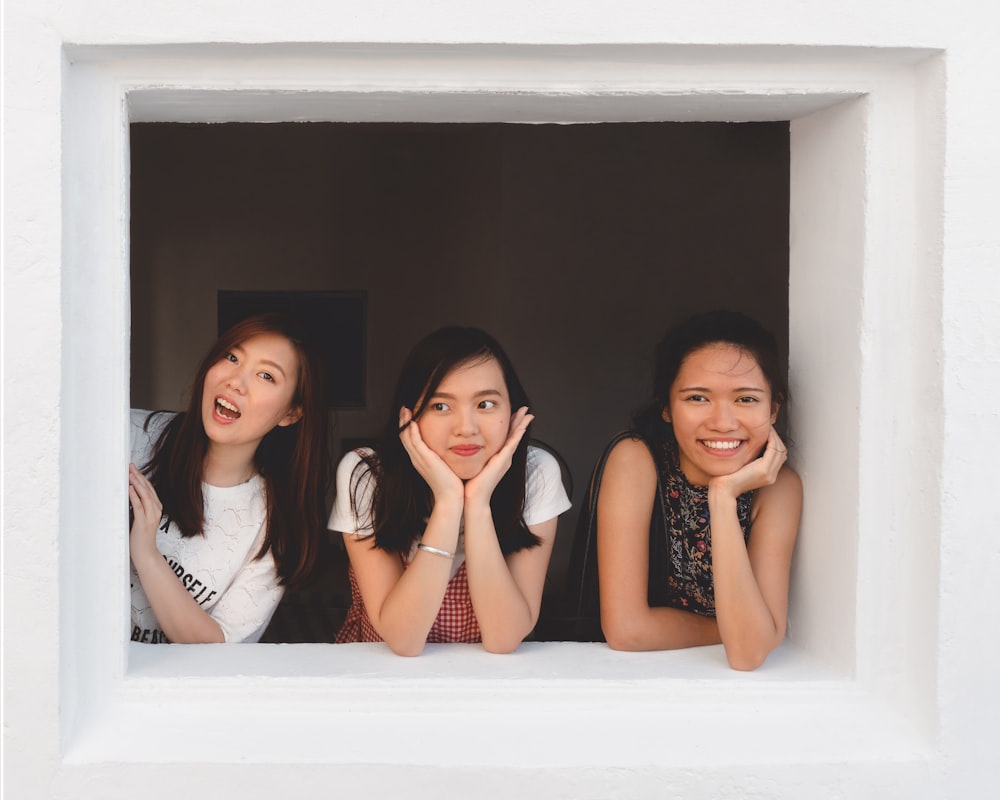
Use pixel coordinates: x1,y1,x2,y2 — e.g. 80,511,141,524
633,310,788,447
142,312,330,589
355,326,539,555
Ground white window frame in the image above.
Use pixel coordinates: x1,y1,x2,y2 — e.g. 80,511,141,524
60,43,944,767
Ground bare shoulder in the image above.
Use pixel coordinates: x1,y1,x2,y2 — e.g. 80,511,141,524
597,436,659,515
751,464,803,527
603,435,657,478
769,464,803,500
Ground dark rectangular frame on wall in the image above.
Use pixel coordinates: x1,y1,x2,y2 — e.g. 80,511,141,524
217,290,367,408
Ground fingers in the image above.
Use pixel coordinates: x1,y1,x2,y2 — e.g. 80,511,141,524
507,406,534,436
398,407,433,463
398,406,413,430
502,406,534,450
128,464,162,524
767,426,787,454
765,427,788,465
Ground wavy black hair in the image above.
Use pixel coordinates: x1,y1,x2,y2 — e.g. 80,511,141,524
633,310,788,447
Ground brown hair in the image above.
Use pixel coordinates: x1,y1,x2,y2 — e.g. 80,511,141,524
142,312,330,588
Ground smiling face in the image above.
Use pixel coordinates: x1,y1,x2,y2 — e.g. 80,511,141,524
414,356,512,481
663,343,779,486
201,332,303,455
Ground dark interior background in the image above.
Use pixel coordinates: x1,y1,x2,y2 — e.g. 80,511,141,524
130,121,789,642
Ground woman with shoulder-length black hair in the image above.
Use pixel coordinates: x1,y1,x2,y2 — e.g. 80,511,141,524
128,312,330,644
597,310,802,669
330,327,571,655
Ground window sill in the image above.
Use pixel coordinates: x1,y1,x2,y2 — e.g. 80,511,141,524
64,641,926,767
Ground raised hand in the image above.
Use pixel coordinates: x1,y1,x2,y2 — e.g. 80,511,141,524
398,407,465,504
708,426,788,501
128,463,164,559
464,406,534,507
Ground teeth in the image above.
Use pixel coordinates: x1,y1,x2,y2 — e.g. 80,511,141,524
703,440,741,450
217,398,239,413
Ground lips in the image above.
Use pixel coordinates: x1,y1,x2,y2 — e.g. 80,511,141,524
699,439,744,454
214,396,242,421
450,444,483,457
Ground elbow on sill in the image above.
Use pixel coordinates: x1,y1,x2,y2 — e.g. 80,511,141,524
385,638,426,657
602,621,648,652
170,627,225,645
482,641,519,655
723,641,778,671
480,632,527,655
725,652,767,671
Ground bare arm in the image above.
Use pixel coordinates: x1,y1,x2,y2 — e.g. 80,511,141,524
128,464,224,643
343,495,464,656
596,440,722,651
343,409,467,656
464,510,556,654
708,428,802,670
461,407,555,653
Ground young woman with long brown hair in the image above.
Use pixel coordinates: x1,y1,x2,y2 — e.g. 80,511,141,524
128,312,329,644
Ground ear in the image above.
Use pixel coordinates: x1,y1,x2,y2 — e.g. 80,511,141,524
278,405,303,427
660,405,671,424
770,402,780,425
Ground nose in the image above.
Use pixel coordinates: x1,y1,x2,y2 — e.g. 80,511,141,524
226,367,249,395
453,406,479,436
707,402,738,431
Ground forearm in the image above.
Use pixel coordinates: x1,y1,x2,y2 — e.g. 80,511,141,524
463,503,535,653
709,495,784,670
602,600,721,651
130,549,224,643
370,498,464,655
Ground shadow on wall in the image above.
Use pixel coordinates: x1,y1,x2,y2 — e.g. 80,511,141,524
130,121,790,641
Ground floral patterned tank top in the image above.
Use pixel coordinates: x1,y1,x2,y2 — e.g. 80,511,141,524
651,441,755,616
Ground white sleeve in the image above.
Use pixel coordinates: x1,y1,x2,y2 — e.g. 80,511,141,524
130,408,172,466
207,539,285,644
524,446,572,527
328,449,377,537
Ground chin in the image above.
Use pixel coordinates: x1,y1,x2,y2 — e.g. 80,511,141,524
452,465,484,482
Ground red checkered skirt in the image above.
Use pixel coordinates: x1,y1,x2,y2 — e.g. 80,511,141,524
335,558,482,644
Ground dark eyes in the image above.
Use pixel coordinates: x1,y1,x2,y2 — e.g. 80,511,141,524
222,353,276,383
428,400,498,412
682,394,761,403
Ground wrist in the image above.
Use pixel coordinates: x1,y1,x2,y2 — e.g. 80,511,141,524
462,501,495,531
430,494,465,520
707,481,740,507
129,541,163,570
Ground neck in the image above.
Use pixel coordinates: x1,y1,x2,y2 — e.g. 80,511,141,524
202,443,257,487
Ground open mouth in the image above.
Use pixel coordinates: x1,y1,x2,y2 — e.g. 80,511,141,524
700,439,743,452
215,397,241,420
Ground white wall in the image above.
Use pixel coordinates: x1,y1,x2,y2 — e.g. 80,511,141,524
4,1,998,798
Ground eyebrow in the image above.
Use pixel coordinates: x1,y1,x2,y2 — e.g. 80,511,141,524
676,385,768,393
430,389,504,400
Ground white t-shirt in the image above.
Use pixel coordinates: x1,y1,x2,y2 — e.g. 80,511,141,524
328,445,572,575
129,410,284,643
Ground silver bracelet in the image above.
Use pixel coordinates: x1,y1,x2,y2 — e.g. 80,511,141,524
417,543,455,560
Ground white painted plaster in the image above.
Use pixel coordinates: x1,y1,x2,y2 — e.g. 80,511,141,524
5,1,998,798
